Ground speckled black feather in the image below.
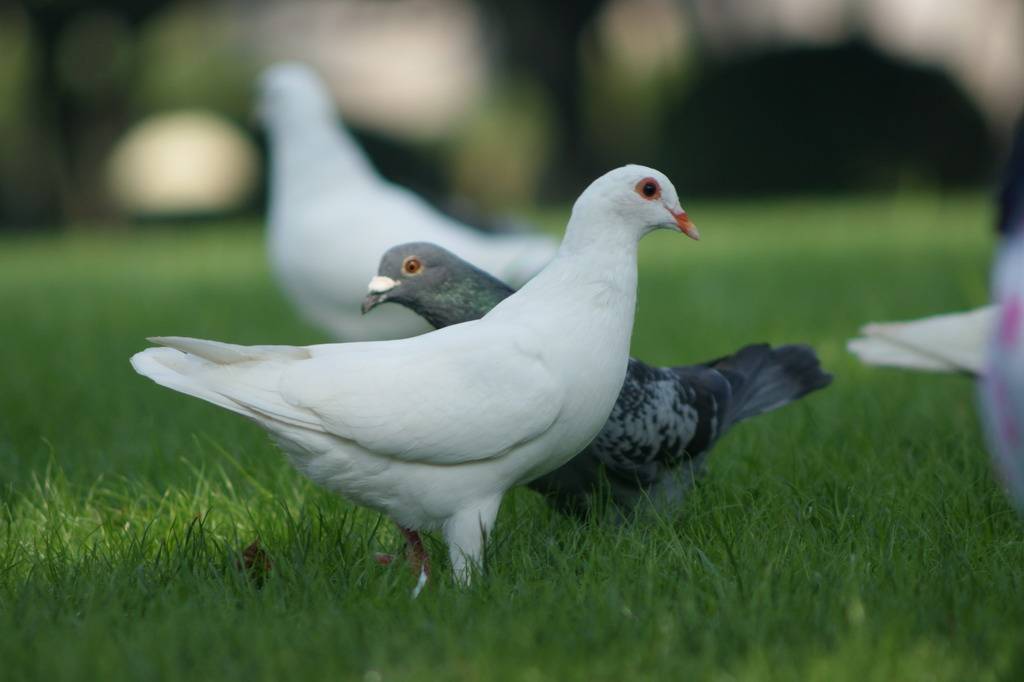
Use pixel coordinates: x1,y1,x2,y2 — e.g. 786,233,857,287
371,242,833,515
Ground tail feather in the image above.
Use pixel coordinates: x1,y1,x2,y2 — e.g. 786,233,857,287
711,344,832,427
845,306,994,376
846,336,962,372
130,347,255,419
131,340,319,430
149,336,309,364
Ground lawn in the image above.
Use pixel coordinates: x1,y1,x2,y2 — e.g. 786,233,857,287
2,192,1022,681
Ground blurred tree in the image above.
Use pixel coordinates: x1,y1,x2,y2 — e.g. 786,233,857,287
580,0,694,175
476,0,606,194
658,42,996,196
131,3,252,119
20,0,171,226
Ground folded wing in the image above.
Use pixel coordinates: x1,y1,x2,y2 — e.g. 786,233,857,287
132,326,562,466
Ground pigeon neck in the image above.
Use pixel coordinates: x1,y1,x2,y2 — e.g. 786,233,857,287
531,212,640,315
269,114,377,193
413,276,515,328
558,211,641,259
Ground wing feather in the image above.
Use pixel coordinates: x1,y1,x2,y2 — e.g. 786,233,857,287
279,324,562,465
137,326,562,466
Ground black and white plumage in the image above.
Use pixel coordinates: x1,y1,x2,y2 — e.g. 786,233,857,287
364,242,833,515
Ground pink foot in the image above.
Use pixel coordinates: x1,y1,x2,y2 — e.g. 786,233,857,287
400,527,431,580
372,526,432,598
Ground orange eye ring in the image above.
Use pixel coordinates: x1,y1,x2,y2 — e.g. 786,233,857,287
634,177,661,200
402,256,423,275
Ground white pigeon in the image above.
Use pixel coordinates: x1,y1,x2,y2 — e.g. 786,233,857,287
980,235,1024,510
979,121,1024,511
847,306,996,375
131,165,700,587
259,62,558,341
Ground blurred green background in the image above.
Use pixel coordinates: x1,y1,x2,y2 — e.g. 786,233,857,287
2,0,1022,229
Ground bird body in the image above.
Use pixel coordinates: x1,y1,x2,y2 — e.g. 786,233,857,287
847,118,1024,513
363,242,832,515
846,126,1022,378
979,121,1024,511
260,63,557,341
133,165,695,580
980,235,1024,510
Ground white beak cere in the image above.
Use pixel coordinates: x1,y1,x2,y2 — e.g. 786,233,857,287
367,276,398,294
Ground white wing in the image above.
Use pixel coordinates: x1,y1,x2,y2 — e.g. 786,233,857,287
133,327,563,466
847,306,996,375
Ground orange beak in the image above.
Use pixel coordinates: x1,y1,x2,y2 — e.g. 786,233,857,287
672,209,700,241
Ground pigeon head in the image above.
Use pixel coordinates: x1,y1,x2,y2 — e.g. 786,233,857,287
257,62,335,127
569,165,698,242
362,242,516,328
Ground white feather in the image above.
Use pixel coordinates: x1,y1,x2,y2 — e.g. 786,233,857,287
847,306,995,376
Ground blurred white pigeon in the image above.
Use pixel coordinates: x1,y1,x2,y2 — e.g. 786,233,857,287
848,119,1024,512
980,237,1024,510
259,62,558,341
979,121,1024,511
847,306,996,375
132,165,700,587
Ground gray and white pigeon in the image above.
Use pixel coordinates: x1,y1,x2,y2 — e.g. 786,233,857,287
259,62,557,341
132,165,695,588
363,242,833,516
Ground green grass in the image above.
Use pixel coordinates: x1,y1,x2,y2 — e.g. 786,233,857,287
2,193,1023,681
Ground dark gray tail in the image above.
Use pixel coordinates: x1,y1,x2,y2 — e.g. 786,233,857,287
709,344,832,428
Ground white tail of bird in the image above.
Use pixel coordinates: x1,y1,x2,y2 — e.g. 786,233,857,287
130,337,315,426
846,306,996,376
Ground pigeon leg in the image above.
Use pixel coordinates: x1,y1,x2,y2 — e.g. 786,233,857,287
400,527,431,577
375,525,431,597
401,527,430,599
373,552,396,566
443,495,502,586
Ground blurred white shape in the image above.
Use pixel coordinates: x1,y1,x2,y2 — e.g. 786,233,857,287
692,0,848,52
863,0,955,60
106,110,259,215
847,307,995,375
863,0,1024,132
595,0,689,76
237,0,486,140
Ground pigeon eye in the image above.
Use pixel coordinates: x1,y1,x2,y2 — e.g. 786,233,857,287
402,257,423,275
635,178,661,200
